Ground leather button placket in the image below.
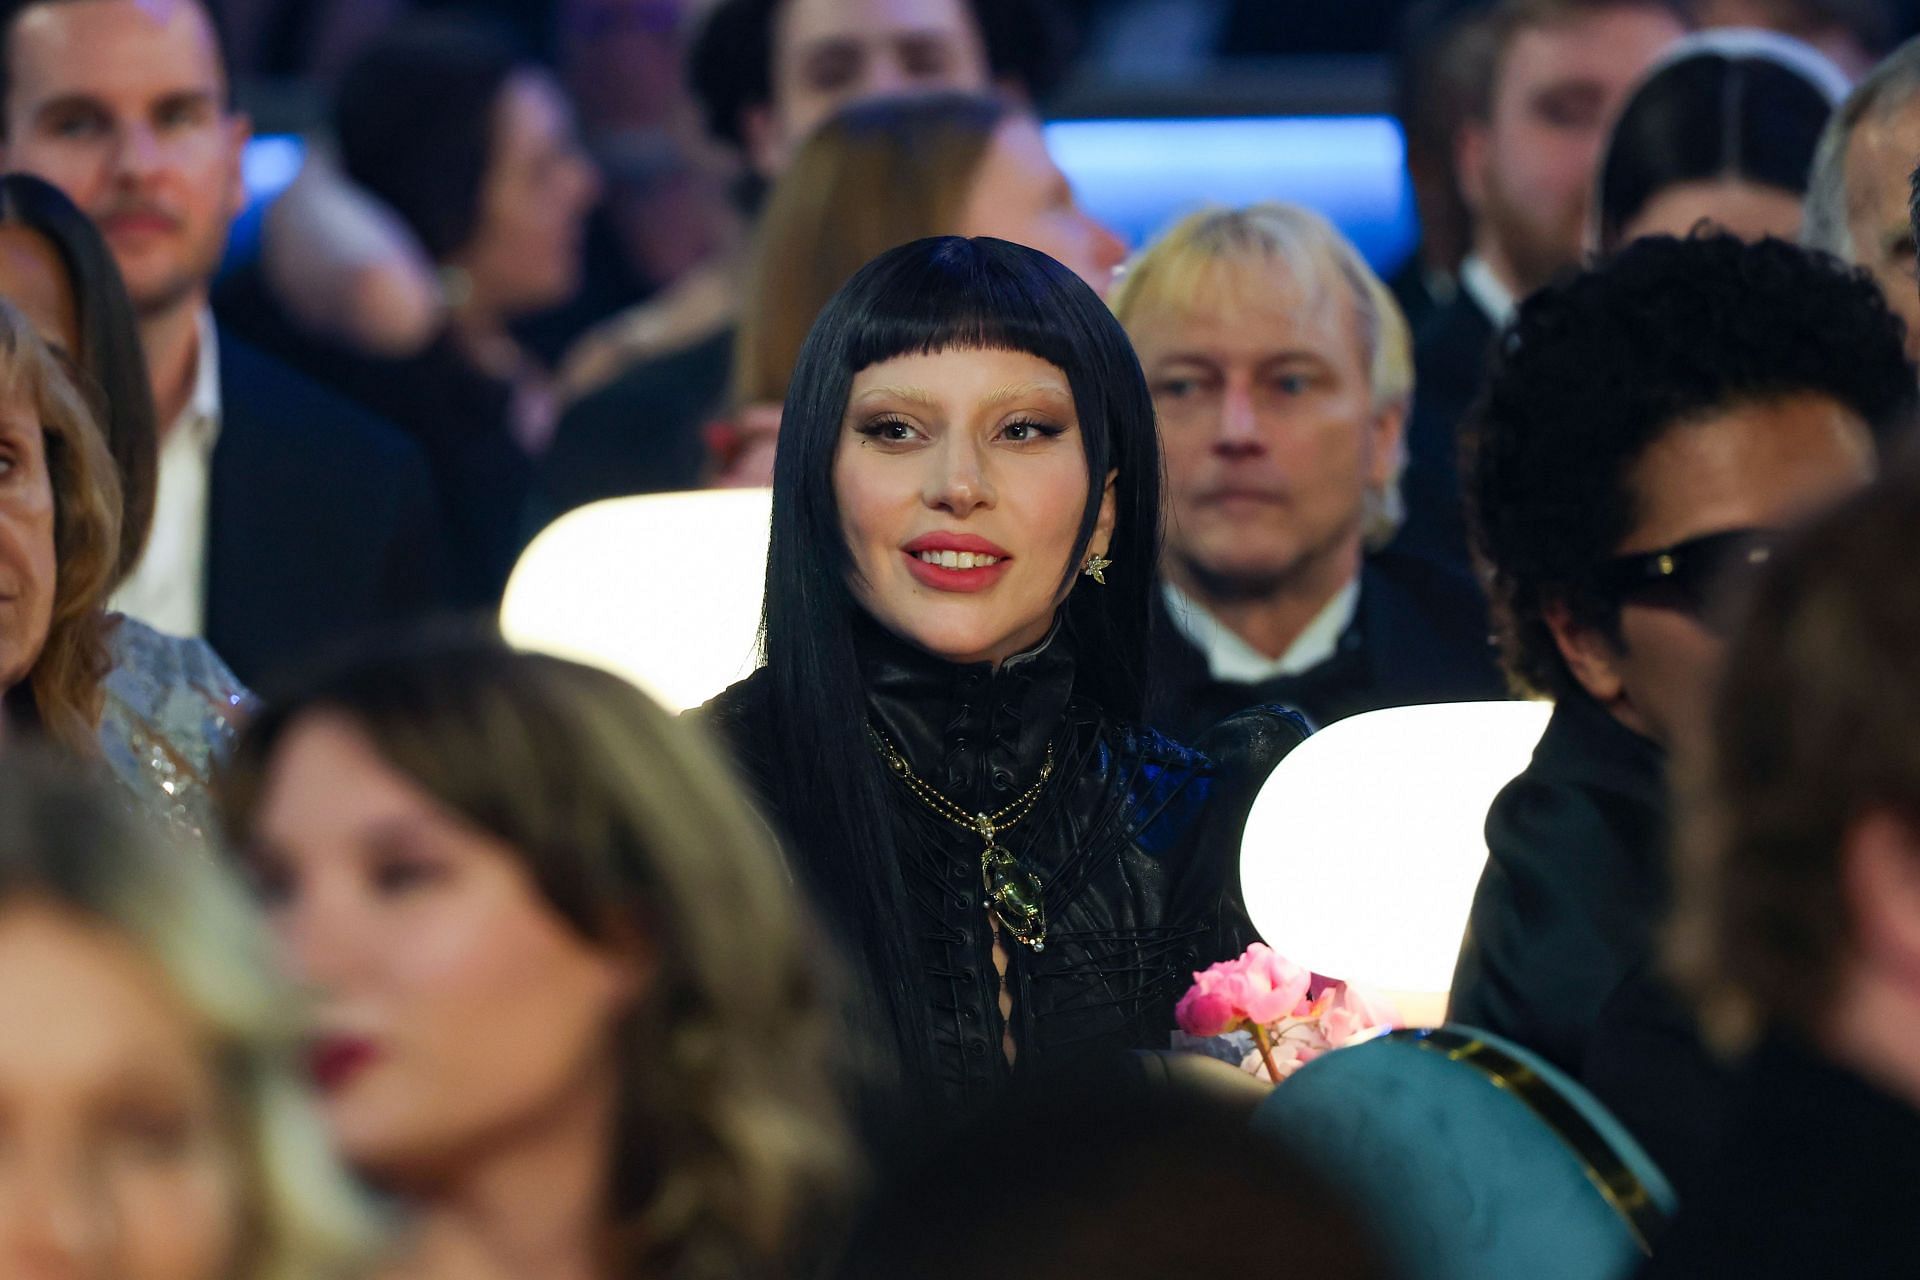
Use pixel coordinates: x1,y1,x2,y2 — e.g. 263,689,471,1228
945,663,1039,1081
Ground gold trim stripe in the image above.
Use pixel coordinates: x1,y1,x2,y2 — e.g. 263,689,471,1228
1394,1027,1670,1254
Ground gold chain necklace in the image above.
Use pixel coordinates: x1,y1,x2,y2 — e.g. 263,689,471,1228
866,725,1054,952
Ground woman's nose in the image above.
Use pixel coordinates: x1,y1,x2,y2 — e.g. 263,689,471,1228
923,437,994,516
276,884,375,995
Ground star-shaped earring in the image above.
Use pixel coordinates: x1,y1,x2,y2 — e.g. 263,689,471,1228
1083,552,1113,585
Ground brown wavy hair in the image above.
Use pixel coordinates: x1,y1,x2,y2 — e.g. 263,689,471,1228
732,92,1008,407
0,298,121,750
218,637,856,1279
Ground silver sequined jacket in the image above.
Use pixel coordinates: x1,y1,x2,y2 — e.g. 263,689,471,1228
99,615,253,850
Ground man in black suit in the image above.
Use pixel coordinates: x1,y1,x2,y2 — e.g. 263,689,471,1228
1399,0,1682,571
1112,204,1504,743
0,0,443,685
1447,235,1915,1091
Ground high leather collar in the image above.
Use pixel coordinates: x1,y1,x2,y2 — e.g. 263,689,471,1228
856,611,1076,810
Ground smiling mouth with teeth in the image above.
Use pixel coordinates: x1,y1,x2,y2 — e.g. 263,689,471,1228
916,550,1002,569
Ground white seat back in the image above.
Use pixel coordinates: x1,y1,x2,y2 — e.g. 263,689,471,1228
501,489,772,711
1239,700,1554,1020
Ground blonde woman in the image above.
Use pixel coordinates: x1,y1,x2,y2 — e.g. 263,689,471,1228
1111,203,1504,739
0,750,375,1280
0,280,247,846
219,638,853,1280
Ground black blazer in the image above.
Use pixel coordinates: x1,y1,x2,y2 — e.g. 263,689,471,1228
1395,289,1498,574
1643,1038,1920,1276
205,334,446,688
1448,691,1669,1077
524,326,732,540
1145,551,1506,741
1581,962,1734,1206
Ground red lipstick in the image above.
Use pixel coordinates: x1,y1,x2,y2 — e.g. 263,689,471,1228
901,531,1014,593
903,532,1011,557
99,211,180,238
309,1036,380,1092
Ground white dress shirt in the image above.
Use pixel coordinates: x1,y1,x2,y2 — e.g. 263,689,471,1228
1161,579,1361,684
111,311,221,638
1458,253,1518,330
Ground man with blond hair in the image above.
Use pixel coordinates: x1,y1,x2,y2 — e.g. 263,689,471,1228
1113,203,1504,739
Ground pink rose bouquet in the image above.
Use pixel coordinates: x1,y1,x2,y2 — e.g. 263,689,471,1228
1172,943,1399,1084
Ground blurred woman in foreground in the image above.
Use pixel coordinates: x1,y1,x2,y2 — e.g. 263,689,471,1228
221,638,852,1280
0,751,372,1280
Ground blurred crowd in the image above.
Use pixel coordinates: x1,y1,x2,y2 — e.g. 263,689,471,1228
5,0,1920,1276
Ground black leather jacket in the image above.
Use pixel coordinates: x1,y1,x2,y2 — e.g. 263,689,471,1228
702,619,1307,1109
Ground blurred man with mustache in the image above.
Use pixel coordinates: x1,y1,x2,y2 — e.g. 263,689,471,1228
1115,203,1504,740
0,0,444,684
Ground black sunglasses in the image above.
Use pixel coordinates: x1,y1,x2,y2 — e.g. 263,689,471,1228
1593,527,1782,632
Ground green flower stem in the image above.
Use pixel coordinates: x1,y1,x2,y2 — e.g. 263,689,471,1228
1247,1020,1284,1084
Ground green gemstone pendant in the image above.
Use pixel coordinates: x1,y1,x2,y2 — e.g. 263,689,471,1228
982,842,1047,952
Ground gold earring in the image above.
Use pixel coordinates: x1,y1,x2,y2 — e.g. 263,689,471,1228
1082,552,1112,585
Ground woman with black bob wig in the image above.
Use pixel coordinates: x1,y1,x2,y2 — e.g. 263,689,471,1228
703,235,1305,1110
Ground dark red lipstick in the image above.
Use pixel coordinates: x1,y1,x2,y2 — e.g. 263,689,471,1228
309,1036,380,1092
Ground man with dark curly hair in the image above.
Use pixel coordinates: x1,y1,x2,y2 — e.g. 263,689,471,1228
1447,233,1916,1086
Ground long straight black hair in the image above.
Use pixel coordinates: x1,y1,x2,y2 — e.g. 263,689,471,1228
761,236,1163,1083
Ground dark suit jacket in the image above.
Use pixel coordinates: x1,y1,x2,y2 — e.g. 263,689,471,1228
215,263,529,607
1448,691,1668,1077
1642,1038,1920,1276
1396,289,1497,574
205,335,446,689
524,327,732,541
1582,962,1734,1206
1144,551,1506,742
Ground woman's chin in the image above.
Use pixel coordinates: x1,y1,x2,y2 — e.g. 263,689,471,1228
883,611,1056,669
0,638,43,697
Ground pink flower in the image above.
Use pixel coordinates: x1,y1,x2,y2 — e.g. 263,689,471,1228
1175,967,1251,1037
1240,1023,1334,1083
1318,983,1401,1047
1237,943,1313,1023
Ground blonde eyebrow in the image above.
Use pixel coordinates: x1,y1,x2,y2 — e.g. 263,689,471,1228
981,380,1072,410
849,379,1074,414
850,384,943,411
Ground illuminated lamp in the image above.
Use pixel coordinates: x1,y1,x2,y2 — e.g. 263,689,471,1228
1238,700,1554,1024
500,489,771,712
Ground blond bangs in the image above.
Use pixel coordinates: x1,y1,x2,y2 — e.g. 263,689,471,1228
1114,203,1411,410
